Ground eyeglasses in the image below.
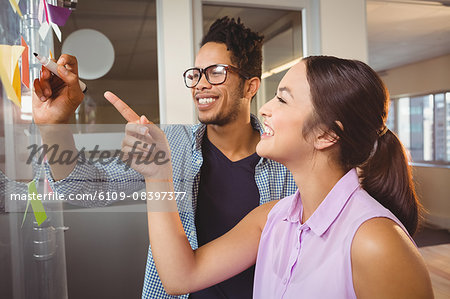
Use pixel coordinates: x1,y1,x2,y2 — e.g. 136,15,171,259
183,64,250,88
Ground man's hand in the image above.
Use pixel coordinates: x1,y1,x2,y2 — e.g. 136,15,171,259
32,54,84,124
104,91,172,179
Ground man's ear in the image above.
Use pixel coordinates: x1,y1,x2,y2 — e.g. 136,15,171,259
244,77,260,100
314,129,340,150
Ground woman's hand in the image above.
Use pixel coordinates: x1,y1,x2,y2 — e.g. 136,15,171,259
104,91,172,179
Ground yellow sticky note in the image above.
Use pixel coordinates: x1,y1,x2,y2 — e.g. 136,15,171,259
13,63,21,104
8,0,23,18
0,45,25,107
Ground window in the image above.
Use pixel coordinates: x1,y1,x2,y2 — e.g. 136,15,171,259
389,92,450,164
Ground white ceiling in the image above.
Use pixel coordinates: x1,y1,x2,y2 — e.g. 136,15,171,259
367,0,450,71
58,0,450,79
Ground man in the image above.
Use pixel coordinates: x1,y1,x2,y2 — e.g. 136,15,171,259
33,17,296,298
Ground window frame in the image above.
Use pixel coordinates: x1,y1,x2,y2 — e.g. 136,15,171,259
389,90,450,167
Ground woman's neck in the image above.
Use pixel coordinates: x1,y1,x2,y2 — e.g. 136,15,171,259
289,159,346,223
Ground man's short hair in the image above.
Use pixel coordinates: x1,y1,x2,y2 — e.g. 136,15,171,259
201,16,264,80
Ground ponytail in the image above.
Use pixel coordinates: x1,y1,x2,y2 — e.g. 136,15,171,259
359,130,420,235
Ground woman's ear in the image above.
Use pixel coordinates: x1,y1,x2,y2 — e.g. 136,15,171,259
314,128,340,150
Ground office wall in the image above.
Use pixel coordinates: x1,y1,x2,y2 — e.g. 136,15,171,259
319,0,368,62
379,54,450,97
157,0,195,124
414,166,450,230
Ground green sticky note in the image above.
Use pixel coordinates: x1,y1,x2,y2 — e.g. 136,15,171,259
27,181,47,226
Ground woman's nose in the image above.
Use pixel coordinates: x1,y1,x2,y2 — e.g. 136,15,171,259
259,97,274,117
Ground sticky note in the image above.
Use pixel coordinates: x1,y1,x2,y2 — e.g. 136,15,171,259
37,1,68,43
12,62,20,102
0,45,25,107
39,22,50,40
21,36,29,88
38,0,44,24
51,23,62,42
28,181,47,226
8,0,23,18
47,4,71,27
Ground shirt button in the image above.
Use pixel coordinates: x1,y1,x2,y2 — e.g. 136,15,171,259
190,231,195,238
283,278,288,284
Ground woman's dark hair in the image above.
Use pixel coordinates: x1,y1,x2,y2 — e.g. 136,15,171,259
201,16,263,79
303,56,420,235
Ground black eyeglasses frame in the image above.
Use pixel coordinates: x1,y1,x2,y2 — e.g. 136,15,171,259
183,64,250,88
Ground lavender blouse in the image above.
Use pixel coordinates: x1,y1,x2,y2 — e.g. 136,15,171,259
253,168,410,298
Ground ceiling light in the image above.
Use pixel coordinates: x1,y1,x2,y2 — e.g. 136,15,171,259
261,58,302,79
370,0,448,6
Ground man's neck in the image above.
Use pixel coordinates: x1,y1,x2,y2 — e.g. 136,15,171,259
206,114,260,162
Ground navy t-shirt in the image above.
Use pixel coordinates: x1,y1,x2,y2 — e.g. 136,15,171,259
189,135,260,299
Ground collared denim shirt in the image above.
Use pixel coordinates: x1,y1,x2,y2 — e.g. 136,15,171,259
45,115,297,299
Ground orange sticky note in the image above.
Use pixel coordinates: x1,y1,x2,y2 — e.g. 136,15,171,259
0,45,25,107
21,36,29,88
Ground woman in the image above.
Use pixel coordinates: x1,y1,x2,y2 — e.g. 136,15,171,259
129,56,433,298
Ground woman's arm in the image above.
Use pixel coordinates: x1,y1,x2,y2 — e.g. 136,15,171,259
351,217,433,299
146,177,277,295
105,94,275,295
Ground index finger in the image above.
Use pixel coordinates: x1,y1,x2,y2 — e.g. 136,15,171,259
104,91,140,122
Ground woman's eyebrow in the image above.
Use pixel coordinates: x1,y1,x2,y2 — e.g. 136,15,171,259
278,87,293,98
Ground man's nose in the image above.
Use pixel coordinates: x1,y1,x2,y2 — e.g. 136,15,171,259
195,73,212,90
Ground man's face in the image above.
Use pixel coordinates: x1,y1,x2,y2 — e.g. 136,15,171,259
191,42,245,126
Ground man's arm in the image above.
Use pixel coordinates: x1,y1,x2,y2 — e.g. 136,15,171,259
32,54,84,180
33,55,145,199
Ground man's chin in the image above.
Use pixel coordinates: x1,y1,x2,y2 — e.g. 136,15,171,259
198,117,219,126
198,109,239,126
198,115,226,126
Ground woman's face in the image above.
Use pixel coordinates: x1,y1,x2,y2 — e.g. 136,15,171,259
257,61,316,166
